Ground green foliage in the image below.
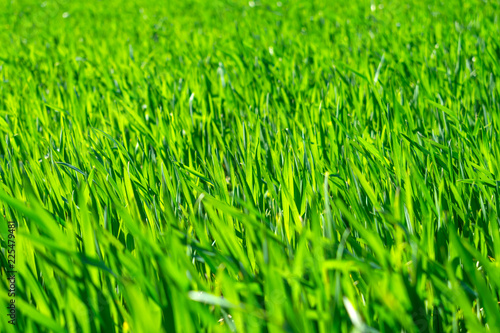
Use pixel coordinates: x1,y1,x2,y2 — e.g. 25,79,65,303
1,0,500,332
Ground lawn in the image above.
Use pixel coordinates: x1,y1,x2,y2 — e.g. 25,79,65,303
1,0,500,332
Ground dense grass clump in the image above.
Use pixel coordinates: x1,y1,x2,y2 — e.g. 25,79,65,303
1,0,500,332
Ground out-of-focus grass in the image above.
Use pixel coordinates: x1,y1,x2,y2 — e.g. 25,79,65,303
0,0,500,332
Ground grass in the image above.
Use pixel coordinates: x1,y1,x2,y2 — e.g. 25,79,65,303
1,0,500,332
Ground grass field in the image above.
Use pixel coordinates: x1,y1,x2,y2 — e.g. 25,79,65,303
1,0,500,332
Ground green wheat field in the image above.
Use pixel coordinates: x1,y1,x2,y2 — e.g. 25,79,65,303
1,0,500,332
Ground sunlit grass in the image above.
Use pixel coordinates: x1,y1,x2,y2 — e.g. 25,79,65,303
1,0,500,332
